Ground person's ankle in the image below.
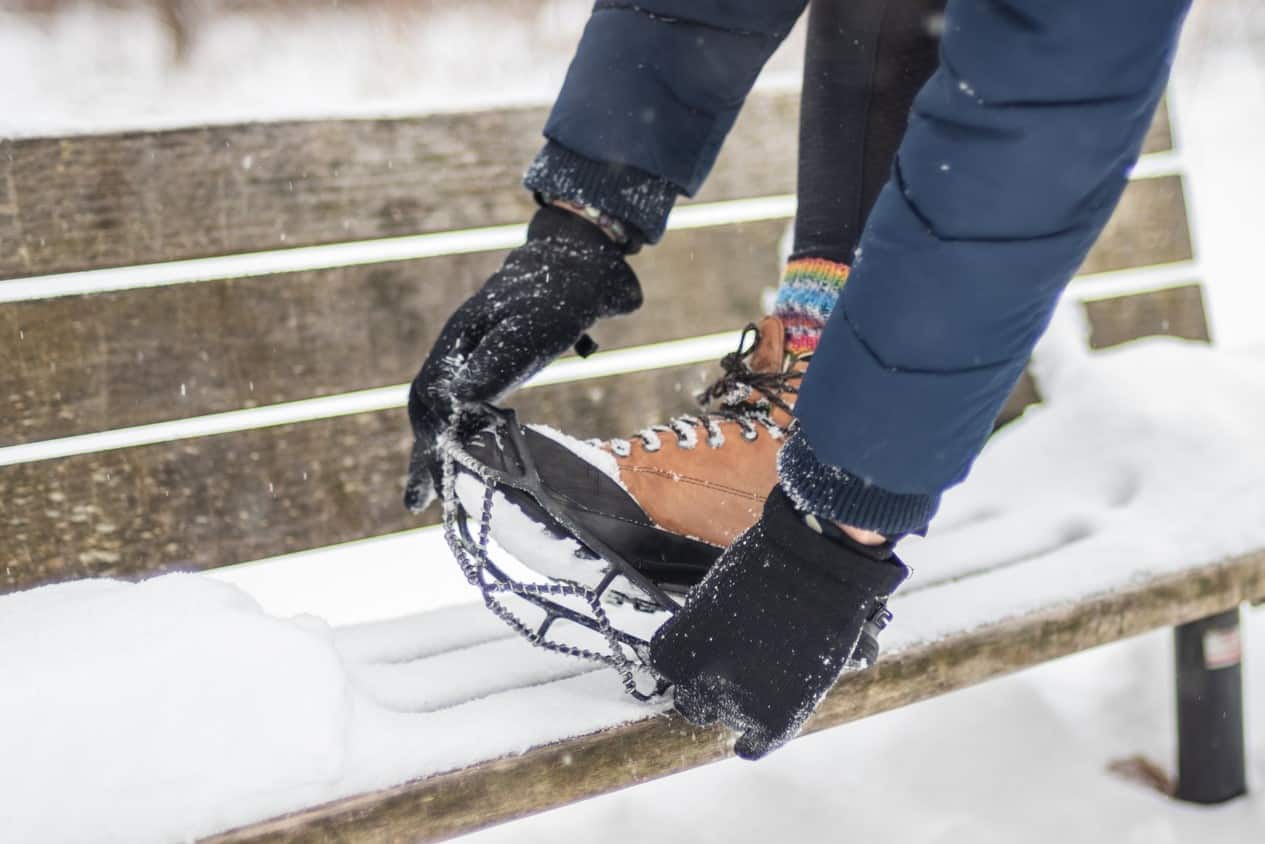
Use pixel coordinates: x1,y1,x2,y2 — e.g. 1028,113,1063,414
546,197,630,246
800,510,888,547
835,521,886,546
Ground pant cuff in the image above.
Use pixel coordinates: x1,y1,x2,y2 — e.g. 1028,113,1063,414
523,140,680,244
777,429,939,535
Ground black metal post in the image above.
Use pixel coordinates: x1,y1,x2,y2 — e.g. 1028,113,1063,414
1174,606,1247,804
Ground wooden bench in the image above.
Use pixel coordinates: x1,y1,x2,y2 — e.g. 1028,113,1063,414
3,53,1256,841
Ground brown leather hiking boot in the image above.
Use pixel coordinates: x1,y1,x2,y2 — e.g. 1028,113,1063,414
603,315,805,548
454,316,809,591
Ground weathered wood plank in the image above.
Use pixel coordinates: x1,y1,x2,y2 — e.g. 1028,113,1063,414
0,92,798,279
2,169,1189,444
1142,96,1173,156
994,370,1041,428
1085,283,1209,349
207,548,1265,844
995,282,1209,426
0,363,719,593
0,96,1174,280
0,281,1210,592
1077,174,1191,277
0,220,786,445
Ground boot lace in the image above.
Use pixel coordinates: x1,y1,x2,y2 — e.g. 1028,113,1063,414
605,323,810,456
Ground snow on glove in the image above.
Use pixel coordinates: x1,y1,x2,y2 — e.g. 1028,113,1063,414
649,484,909,760
404,205,643,512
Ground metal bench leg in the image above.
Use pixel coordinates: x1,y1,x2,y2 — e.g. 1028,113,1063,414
1174,607,1247,804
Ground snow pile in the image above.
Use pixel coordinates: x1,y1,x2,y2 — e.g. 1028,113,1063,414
4,332,1265,842
0,574,648,842
884,318,1265,650
0,576,349,843
455,311,1265,844
208,527,481,626
6,302,1265,843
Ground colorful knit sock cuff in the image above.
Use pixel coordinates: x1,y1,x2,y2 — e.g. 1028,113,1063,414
773,257,851,356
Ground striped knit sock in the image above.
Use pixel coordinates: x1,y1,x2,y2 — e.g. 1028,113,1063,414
772,257,850,356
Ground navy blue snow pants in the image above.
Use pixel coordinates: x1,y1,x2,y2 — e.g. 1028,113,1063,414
528,0,1193,532
791,0,1191,530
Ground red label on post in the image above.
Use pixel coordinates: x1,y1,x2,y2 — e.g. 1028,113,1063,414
1203,627,1242,670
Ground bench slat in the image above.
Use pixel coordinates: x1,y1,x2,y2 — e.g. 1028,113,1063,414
1,175,1189,445
0,363,717,593
206,548,1265,844
1144,94,1174,157
0,220,785,445
0,283,1209,593
0,93,798,280
1078,174,1191,277
1085,283,1208,348
0,97,1172,280
996,282,1208,426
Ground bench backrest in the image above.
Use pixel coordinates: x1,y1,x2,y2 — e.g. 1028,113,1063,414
0,90,1203,594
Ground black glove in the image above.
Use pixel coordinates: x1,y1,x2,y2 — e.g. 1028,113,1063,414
403,205,643,512
649,484,909,760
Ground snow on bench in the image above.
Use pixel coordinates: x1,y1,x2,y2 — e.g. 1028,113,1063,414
4,321,1262,842
206,325,1265,842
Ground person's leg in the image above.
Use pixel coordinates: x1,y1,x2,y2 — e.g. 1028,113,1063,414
460,0,952,590
782,0,1193,534
774,0,945,356
524,2,809,245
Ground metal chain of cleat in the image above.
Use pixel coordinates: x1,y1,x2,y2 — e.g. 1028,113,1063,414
437,417,669,702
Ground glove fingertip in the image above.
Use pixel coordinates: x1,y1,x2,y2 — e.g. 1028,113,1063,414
672,681,720,727
733,728,776,761
403,475,436,513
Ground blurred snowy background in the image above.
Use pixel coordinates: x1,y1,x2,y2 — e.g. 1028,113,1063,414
0,0,805,133
0,0,1260,345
